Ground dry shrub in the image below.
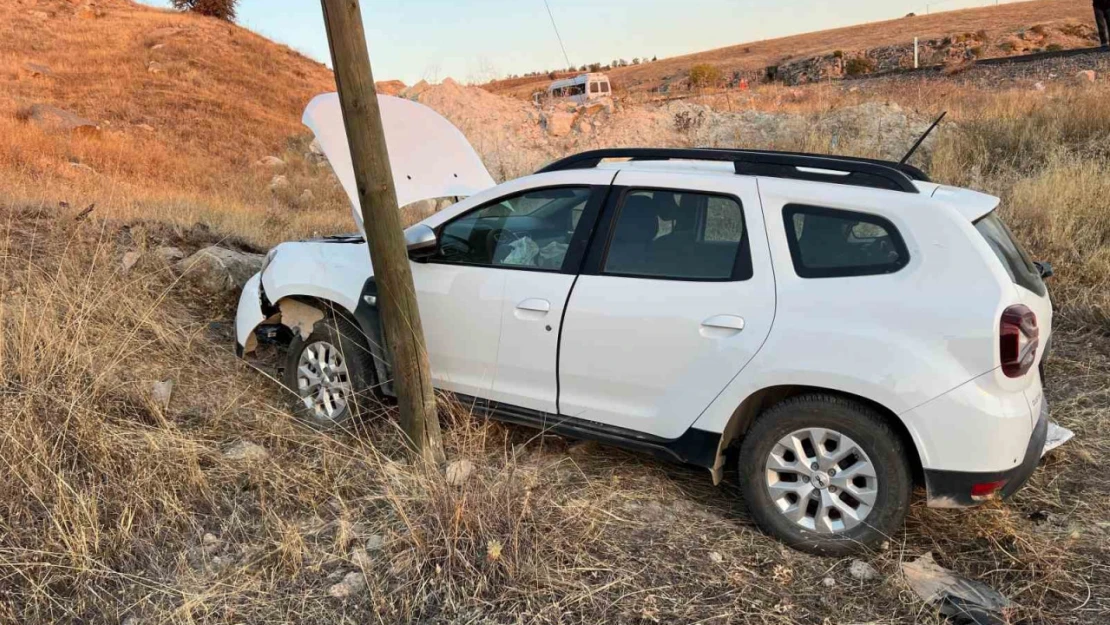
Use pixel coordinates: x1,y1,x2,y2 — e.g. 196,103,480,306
689,63,722,88
171,0,238,21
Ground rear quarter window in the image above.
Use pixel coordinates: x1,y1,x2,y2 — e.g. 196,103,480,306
783,205,909,279
973,212,1046,297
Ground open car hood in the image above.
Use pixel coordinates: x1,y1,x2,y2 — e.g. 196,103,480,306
303,93,495,232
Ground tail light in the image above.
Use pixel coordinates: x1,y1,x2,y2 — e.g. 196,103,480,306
1000,305,1038,378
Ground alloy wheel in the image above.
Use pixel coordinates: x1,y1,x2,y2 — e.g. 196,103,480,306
764,427,878,533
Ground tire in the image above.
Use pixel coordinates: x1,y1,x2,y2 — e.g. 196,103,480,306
737,394,912,556
282,314,377,429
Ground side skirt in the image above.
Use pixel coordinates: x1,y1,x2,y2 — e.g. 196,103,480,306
455,394,720,469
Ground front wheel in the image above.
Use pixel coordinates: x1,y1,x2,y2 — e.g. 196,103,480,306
737,394,912,556
282,315,376,429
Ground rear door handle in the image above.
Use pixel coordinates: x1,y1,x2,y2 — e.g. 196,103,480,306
515,298,551,320
700,315,745,338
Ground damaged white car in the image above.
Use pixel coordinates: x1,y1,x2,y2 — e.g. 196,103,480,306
236,93,1067,554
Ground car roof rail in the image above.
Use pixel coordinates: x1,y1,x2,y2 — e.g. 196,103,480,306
536,148,924,194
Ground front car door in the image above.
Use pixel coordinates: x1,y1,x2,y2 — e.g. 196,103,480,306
558,170,776,439
412,170,612,410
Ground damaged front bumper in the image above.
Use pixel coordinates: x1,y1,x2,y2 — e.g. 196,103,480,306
235,273,267,357
923,399,1063,508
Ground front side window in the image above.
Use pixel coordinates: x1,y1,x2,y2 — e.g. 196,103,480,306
783,205,909,278
603,189,750,281
590,82,600,93
435,187,591,271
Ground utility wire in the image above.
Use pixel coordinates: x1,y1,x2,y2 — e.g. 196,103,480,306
542,0,572,69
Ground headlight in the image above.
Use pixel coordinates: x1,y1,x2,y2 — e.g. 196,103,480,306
261,248,278,275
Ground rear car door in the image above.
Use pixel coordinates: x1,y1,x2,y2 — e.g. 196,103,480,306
558,170,776,439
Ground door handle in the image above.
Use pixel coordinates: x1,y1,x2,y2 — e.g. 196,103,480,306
700,315,745,338
515,298,551,320
517,299,551,313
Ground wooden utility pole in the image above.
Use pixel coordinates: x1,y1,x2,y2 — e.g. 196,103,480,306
320,0,444,464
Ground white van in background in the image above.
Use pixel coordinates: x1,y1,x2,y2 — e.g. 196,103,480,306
544,72,611,104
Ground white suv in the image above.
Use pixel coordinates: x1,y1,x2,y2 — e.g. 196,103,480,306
236,95,1058,554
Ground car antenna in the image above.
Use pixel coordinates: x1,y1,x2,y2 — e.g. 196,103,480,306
899,111,947,165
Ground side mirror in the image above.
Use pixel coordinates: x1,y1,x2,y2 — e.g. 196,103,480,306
1034,260,1054,280
404,224,438,258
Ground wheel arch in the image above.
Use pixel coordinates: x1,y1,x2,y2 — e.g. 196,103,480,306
251,286,393,397
708,385,924,486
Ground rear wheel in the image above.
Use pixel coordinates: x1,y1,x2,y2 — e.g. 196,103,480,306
737,394,912,556
282,315,376,429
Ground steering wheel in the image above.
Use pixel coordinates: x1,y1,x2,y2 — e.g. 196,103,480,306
439,233,473,257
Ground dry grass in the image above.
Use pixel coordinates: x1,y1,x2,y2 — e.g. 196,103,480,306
1,197,1107,623
0,1,1108,623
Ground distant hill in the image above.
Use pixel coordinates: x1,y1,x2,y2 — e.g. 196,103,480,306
484,0,1098,98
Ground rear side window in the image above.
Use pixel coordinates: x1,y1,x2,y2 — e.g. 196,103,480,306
783,205,909,278
974,211,1046,296
603,189,751,281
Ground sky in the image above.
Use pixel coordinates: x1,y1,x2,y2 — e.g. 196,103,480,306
138,0,1025,84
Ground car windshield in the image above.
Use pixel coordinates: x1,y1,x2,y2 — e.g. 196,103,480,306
974,211,1046,297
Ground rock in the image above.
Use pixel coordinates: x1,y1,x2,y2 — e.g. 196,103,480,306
77,6,104,19
1033,82,1046,92
177,246,264,294
155,246,184,262
1075,70,1096,83
298,189,315,205
121,250,141,274
269,175,290,192
445,459,475,486
822,576,836,588
375,80,407,96
309,139,324,156
28,10,51,19
121,616,140,625
708,551,724,564
151,379,173,409
202,532,220,546
255,156,286,169
146,61,164,74
23,104,98,135
21,63,52,78
223,441,269,462
542,111,575,137
69,162,97,175
848,559,879,581
135,123,155,133
350,547,372,568
365,534,385,551
328,571,366,599
150,43,166,51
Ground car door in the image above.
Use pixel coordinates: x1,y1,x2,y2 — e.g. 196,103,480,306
412,171,611,408
558,170,776,440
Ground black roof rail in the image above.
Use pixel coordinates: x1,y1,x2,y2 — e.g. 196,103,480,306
536,148,923,194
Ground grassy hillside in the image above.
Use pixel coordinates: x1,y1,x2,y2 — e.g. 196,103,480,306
486,0,1099,97
1,0,349,242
